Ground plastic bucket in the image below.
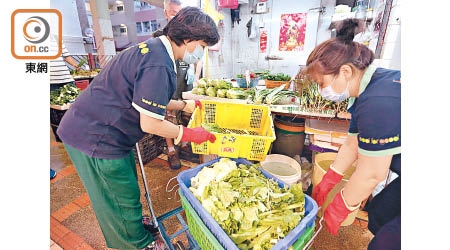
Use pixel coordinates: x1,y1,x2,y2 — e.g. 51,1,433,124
260,154,302,186
312,152,358,226
271,115,306,158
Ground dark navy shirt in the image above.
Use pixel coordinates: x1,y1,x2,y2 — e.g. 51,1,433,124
348,67,401,175
57,36,177,159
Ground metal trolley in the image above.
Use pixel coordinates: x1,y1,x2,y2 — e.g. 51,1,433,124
136,143,199,250
135,143,322,250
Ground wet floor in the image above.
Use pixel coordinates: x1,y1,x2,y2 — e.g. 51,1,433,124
50,128,373,250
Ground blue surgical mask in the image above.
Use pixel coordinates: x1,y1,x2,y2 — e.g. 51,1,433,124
183,44,204,64
318,75,350,103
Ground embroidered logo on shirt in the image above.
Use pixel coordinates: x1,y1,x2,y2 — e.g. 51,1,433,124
359,135,400,145
141,98,166,109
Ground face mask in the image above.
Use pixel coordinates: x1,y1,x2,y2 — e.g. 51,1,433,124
182,44,204,64
318,75,350,103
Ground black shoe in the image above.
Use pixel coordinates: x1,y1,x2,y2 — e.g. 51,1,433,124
142,216,160,238
167,150,182,170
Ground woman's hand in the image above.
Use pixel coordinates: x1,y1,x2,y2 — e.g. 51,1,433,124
175,126,216,144
324,190,359,235
312,166,344,207
182,100,202,113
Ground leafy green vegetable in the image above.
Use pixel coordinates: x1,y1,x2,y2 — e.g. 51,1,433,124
206,87,217,97
190,158,306,250
198,78,208,88
226,88,248,99
217,89,227,98
218,80,233,89
254,89,272,104
50,84,81,105
201,123,222,133
196,87,206,95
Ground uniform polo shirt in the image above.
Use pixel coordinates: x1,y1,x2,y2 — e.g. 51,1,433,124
348,66,401,174
57,36,177,159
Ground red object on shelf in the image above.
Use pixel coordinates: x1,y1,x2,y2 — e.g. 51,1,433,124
260,30,267,53
219,0,238,9
75,80,89,90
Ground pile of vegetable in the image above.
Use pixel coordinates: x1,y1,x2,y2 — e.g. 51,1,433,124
258,72,291,82
191,78,299,105
190,158,305,250
50,84,81,106
249,84,299,105
202,123,256,136
192,78,250,99
300,79,349,113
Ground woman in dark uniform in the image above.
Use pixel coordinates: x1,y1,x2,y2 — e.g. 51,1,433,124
57,7,219,250
304,19,401,250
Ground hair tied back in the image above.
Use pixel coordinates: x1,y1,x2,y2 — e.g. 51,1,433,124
335,18,363,43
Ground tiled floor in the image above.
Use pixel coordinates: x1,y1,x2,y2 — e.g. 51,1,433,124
50,127,373,250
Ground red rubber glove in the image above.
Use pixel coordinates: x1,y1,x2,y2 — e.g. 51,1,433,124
324,190,358,235
195,100,202,110
312,166,343,207
180,127,216,144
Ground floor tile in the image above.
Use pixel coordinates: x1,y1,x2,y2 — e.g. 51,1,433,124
52,202,81,222
50,243,63,250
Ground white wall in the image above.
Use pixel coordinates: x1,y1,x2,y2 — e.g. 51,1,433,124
207,0,335,80
203,7,234,80
378,0,401,70
51,0,86,54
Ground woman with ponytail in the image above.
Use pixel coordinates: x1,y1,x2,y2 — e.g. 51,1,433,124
305,19,401,250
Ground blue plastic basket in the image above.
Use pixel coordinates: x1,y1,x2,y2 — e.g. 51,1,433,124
177,158,319,250
236,78,259,88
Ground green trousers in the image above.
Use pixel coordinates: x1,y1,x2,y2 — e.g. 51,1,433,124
64,144,153,250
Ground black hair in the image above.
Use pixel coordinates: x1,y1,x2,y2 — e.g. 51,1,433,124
335,18,364,44
163,7,220,46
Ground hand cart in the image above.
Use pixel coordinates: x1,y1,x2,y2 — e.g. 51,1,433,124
136,141,323,250
136,143,200,250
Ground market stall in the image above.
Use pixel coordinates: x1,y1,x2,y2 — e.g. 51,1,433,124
48,0,401,249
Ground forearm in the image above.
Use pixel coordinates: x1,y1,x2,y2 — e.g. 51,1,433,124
140,113,180,138
65,57,78,69
167,100,186,110
343,154,392,206
332,135,358,175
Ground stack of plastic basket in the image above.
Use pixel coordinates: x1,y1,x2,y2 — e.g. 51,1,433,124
133,134,165,165
177,158,319,250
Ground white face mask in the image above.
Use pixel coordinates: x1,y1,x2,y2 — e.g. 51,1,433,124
182,44,204,64
318,75,350,103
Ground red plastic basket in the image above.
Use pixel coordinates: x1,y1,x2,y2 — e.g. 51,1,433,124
75,80,89,90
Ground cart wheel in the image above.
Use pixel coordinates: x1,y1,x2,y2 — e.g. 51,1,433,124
173,241,186,250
